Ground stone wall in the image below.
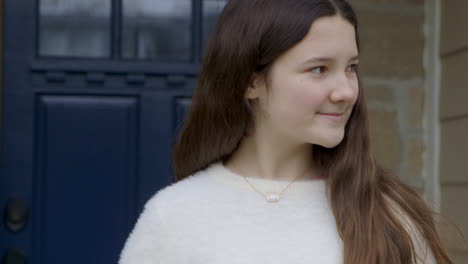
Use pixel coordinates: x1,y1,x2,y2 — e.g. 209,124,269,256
349,0,468,262
348,0,427,191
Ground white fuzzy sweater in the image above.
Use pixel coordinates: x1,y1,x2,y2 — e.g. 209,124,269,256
119,161,436,264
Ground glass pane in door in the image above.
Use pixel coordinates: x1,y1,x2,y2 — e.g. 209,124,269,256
39,0,111,58
122,0,192,60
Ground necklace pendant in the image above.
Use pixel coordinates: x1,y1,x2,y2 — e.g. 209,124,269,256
266,193,281,203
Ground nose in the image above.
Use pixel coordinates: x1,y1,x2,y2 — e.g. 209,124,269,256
329,73,358,103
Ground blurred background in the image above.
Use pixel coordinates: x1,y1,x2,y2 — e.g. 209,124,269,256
0,0,466,263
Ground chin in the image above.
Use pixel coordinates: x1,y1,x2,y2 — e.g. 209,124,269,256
317,141,341,148
315,135,345,148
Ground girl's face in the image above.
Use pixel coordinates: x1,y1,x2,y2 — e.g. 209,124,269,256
246,15,359,148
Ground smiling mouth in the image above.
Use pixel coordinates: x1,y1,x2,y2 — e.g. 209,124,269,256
317,112,344,116
317,112,345,121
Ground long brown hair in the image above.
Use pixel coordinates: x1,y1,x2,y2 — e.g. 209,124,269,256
172,0,452,263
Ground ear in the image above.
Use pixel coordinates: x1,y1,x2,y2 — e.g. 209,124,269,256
245,73,264,100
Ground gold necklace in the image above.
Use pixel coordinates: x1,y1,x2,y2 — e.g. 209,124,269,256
241,172,305,203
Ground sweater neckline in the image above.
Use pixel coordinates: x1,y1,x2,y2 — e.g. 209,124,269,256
204,161,326,195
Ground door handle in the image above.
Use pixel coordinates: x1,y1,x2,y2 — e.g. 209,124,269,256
4,198,28,233
2,248,26,264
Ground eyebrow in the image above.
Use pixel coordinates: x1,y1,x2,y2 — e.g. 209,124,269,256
302,55,359,64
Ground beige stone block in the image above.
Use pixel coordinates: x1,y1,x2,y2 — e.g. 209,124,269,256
440,118,468,183
440,0,468,55
408,87,424,129
440,185,468,252
355,11,424,79
365,84,395,105
368,109,400,173
406,137,424,179
441,50,468,119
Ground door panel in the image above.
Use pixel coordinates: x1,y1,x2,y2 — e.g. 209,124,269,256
35,95,138,263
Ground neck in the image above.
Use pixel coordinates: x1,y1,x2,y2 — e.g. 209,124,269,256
224,133,319,181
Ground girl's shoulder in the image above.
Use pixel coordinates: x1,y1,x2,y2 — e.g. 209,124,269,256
147,168,210,209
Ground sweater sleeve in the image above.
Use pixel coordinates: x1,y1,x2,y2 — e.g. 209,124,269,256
119,194,169,264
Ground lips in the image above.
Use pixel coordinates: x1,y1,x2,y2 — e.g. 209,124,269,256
317,112,344,116
317,112,345,121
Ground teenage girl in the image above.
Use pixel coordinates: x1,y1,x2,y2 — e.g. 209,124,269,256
119,0,452,263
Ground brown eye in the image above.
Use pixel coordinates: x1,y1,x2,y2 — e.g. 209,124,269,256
347,64,358,73
311,66,327,74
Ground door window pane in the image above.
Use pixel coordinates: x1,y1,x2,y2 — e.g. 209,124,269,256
39,0,111,58
202,0,228,56
122,0,192,60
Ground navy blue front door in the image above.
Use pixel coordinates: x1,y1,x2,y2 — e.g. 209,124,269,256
0,0,227,263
